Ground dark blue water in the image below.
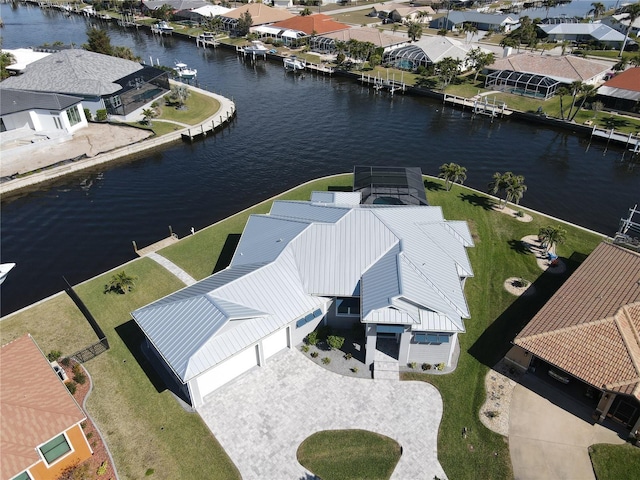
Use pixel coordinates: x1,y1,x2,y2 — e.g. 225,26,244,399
1,4,639,316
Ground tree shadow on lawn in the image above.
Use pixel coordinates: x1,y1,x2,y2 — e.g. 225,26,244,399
508,238,532,255
424,179,444,192
459,192,494,211
213,233,241,274
469,251,587,369
115,319,191,407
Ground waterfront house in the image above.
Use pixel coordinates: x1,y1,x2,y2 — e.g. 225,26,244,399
0,49,170,120
1,335,93,480
220,4,294,36
507,242,640,435
258,14,350,46
370,3,435,24
311,27,406,53
384,36,479,71
539,23,630,50
132,187,473,408
141,0,209,16
430,11,520,33
600,13,640,38
596,67,640,114
178,4,232,23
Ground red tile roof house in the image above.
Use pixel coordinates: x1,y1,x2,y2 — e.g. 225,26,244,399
1,335,93,480
506,242,640,436
597,67,640,115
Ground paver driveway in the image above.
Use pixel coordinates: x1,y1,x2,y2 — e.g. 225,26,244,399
198,349,446,479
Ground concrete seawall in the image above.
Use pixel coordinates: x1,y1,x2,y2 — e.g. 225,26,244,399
0,86,236,197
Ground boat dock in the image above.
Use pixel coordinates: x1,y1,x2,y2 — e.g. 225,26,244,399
306,62,334,75
444,94,513,118
134,231,179,257
359,73,406,95
196,36,219,48
590,126,640,152
236,45,267,61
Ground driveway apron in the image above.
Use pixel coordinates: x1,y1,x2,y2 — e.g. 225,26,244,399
198,349,446,480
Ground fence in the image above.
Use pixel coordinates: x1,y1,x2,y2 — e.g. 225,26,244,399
70,337,110,363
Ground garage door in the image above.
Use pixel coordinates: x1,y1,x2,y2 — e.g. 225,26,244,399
194,346,258,402
262,327,288,360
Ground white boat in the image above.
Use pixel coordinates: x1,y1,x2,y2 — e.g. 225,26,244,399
0,263,16,285
243,40,269,55
174,62,197,79
283,55,306,72
152,21,174,35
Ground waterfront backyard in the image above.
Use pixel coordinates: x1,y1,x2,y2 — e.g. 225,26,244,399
2,173,638,479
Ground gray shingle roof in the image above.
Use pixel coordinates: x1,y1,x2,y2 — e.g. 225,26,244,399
0,88,82,115
0,50,143,97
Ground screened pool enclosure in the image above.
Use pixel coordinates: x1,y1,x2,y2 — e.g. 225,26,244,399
485,70,561,100
383,45,429,70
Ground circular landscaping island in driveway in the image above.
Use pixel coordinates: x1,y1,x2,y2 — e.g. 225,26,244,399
297,429,401,480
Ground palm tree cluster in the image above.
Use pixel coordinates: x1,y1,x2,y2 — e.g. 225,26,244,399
556,81,597,122
438,163,467,191
334,40,380,69
488,172,527,208
538,225,566,253
500,16,540,52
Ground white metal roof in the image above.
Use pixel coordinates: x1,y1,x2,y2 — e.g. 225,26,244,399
310,190,362,206
540,23,626,42
133,199,473,383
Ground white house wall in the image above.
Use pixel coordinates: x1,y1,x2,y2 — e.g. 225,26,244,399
191,345,259,407
262,327,288,359
1,111,33,131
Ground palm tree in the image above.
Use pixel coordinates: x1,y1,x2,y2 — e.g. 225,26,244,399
588,2,605,19
438,162,467,191
505,175,527,205
568,84,597,122
461,22,478,44
407,22,423,42
488,171,511,208
141,108,157,126
566,80,583,121
106,271,138,294
556,86,569,120
538,225,566,253
619,3,640,58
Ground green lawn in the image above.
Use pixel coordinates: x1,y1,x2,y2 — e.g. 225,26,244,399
403,179,604,479
158,90,221,126
590,443,640,480
297,430,401,480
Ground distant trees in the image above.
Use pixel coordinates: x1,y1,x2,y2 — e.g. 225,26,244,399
0,50,16,80
500,16,539,51
205,14,223,34
300,7,312,16
438,163,467,191
435,56,462,89
83,27,139,61
466,48,495,81
151,4,173,21
588,2,605,19
461,22,478,44
489,172,526,208
619,3,640,57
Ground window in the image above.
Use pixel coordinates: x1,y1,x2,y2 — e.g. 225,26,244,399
40,433,71,464
66,106,81,126
295,309,323,328
336,297,360,316
11,472,31,480
414,333,450,344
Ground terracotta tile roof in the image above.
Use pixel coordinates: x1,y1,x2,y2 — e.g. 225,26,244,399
515,243,640,400
1,335,86,480
222,3,294,24
320,27,405,48
488,53,611,83
271,14,349,35
603,67,640,93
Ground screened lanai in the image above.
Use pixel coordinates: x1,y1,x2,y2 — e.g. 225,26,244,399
383,45,429,70
485,70,560,100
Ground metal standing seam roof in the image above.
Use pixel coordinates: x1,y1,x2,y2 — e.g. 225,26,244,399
0,50,143,97
133,199,474,383
310,191,362,206
540,23,626,41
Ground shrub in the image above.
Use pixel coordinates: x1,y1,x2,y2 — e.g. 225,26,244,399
61,357,71,367
95,109,108,122
516,210,524,217
306,331,319,345
72,363,83,375
344,352,352,360
321,357,331,364
310,351,319,358
145,469,155,476
327,335,345,350
86,432,93,440
83,108,92,121
485,410,500,419
74,371,87,385
66,382,77,394
351,366,359,373
409,362,417,369
436,362,445,371
301,344,310,353
96,461,108,475
422,363,432,371
47,350,63,362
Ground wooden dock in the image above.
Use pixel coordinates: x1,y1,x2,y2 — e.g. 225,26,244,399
443,94,513,118
181,99,237,142
359,73,406,95
590,126,640,152
306,62,334,75
134,234,179,257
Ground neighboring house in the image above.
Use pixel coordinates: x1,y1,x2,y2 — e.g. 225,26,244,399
370,3,435,24
596,67,640,114
178,4,231,23
486,53,612,85
0,49,170,120
132,188,473,408
507,242,640,434
141,0,209,15
1,335,93,480
601,13,640,37
384,36,479,70
0,48,50,75
312,27,406,53
430,11,520,33
220,4,294,35
257,14,350,45
539,23,631,50
1,88,87,135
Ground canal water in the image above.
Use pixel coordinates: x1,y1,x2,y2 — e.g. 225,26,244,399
1,3,638,315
